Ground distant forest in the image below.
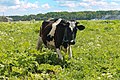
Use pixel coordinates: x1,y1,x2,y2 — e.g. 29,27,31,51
8,10,120,21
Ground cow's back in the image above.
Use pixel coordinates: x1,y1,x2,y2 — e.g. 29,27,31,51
40,18,69,48
40,21,51,35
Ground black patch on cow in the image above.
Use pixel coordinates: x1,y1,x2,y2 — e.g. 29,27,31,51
62,42,68,48
46,35,54,41
72,27,77,39
54,20,69,48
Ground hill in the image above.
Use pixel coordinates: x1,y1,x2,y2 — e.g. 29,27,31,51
7,10,120,21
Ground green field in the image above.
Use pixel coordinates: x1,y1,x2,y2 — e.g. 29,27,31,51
0,20,120,80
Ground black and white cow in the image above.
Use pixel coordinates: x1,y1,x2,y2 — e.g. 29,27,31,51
36,18,85,60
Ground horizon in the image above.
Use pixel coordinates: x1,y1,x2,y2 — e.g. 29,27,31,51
0,0,120,16
2,10,120,17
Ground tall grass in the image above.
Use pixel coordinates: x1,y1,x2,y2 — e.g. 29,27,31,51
0,20,120,79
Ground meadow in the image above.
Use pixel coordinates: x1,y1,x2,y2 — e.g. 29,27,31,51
0,20,120,80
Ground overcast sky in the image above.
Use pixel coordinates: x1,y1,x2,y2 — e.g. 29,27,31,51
0,0,120,16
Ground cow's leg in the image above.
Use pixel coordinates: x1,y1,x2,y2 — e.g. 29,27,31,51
56,48,63,60
36,36,43,50
68,46,72,59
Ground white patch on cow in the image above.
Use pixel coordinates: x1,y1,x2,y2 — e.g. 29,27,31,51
68,46,72,59
47,18,62,47
48,18,62,36
70,40,74,43
56,48,63,60
69,21,76,31
47,39,55,46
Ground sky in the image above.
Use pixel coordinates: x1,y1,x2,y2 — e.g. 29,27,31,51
0,0,120,16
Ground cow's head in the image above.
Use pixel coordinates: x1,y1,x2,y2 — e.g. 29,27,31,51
63,20,85,45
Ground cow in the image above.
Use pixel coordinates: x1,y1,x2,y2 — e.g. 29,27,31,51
36,18,85,60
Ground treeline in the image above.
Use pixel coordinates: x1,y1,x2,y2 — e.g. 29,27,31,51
9,10,120,21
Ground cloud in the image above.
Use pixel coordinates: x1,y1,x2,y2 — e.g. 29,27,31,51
21,2,39,9
87,1,120,10
8,5,20,10
0,0,39,12
99,2,120,10
0,0,120,15
41,3,51,9
0,5,7,12
0,0,52,13
55,0,120,11
82,0,107,2
110,2,119,6
112,0,120,1
54,0,79,1
59,1,77,8
0,0,20,6
56,0,79,8
78,2,90,8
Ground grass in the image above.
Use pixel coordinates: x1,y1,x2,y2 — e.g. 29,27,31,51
0,20,120,80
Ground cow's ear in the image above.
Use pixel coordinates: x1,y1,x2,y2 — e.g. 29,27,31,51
76,22,79,25
66,22,70,26
77,25,85,30
76,22,85,30
60,20,69,27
